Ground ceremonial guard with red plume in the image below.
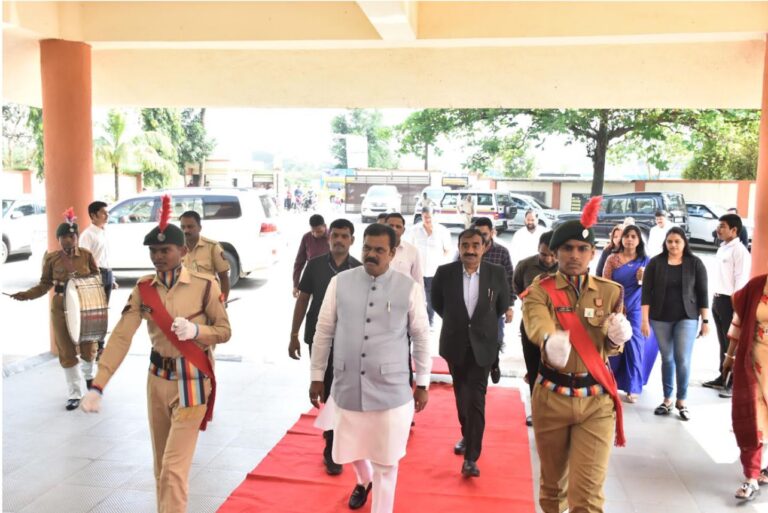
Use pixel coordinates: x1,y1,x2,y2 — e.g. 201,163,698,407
10,208,100,410
521,196,634,513
81,195,231,513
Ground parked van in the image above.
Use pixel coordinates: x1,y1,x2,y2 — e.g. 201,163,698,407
433,190,517,231
106,188,281,286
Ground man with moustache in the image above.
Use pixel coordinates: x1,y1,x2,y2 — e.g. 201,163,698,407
81,196,231,513
179,210,230,301
289,218,362,475
431,228,510,478
513,230,558,427
385,213,423,284
522,197,633,513
309,223,431,513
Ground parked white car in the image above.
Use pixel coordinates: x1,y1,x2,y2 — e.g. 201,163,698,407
360,185,402,223
412,186,450,223
506,192,561,229
686,202,753,248
107,188,282,286
1,196,47,264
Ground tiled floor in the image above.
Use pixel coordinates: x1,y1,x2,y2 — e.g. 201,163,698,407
3,342,764,513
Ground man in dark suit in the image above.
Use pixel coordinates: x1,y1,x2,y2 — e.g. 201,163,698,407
431,228,511,478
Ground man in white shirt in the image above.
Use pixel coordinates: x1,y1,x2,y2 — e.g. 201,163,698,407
310,223,431,513
407,207,452,327
646,210,675,257
509,209,547,266
704,213,752,397
78,200,116,357
385,213,423,284
461,195,475,229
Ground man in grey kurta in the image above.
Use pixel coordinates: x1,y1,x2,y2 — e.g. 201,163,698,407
309,223,431,513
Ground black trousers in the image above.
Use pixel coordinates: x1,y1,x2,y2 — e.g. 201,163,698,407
712,294,734,373
520,324,541,397
448,347,491,463
308,342,334,403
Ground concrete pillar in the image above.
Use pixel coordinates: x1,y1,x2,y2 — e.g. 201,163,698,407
40,39,94,251
40,39,94,354
753,37,768,277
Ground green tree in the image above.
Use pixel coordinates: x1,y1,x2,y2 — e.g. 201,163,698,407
396,109,452,170
683,111,760,180
331,109,396,169
2,104,33,169
27,107,44,180
179,108,216,185
94,109,174,199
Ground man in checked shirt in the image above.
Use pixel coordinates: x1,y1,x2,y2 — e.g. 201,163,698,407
472,218,515,384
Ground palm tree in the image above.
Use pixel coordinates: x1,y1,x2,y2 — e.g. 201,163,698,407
94,109,175,200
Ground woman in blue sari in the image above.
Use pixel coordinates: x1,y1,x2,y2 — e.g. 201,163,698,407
603,224,659,402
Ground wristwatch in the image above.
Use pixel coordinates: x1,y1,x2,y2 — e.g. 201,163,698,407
416,385,427,390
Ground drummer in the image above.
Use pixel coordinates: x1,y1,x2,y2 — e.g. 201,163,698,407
179,211,230,301
10,208,100,410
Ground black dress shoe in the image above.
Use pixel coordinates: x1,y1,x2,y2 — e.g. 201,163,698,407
323,450,343,475
348,482,372,510
703,377,724,389
65,399,80,411
461,460,480,478
525,415,533,427
453,438,466,455
490,366,501,384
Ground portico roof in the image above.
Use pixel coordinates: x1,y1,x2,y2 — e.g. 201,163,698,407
4,1,768,108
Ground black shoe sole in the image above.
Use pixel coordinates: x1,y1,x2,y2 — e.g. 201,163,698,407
65,400,80,411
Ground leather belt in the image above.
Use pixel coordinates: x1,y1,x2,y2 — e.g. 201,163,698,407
714,293,731,298
150,350,177,372
539,364,599,389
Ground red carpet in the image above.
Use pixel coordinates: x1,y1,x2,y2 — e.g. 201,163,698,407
430,356,450,375
218,383,535,513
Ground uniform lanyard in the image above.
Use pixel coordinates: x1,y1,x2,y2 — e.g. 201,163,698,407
328,256,349,275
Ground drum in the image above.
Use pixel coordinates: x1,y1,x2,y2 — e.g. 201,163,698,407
64,276,108,344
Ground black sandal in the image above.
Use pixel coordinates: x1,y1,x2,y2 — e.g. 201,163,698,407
677,404,691,421
654,402,673,415
759,468,768,485
736,481,760,501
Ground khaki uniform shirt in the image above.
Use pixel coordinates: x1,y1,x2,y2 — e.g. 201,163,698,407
183,236,230,277
94,266,231,389
522,271,623,374
17,247,99,302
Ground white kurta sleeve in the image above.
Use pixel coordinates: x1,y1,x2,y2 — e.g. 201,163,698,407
310,276,338,382
408,282,432,387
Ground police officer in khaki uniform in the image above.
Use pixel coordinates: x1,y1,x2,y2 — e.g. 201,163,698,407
179,210,231,300
522,197,633,513
10,209,100,410
81,200,231,513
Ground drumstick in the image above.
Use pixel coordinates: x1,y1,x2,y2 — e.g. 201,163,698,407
2,292,14,297
225,297,240,305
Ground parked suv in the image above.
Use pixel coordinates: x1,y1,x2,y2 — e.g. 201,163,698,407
106,188,281,286
360,185,402,223
554,192,689,244
433,190,518,231
1,196,47,264
687,202,753,248
506,192,561,229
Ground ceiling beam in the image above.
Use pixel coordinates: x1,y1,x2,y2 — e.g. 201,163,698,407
357,1,418,41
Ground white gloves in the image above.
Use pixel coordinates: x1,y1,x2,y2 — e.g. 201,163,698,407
544,331,572,370
607,313,633,346
172,317,199,341
80,390,102,413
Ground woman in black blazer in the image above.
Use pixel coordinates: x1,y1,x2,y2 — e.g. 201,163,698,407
641,227,710,421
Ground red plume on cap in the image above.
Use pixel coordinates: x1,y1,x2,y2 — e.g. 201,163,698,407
580,196,602,229
62,207,76,225
158,194,172,232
